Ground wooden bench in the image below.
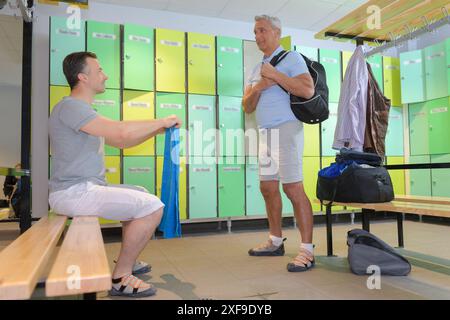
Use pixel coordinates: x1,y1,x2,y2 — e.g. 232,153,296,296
0,215,111,300
317,197,450,257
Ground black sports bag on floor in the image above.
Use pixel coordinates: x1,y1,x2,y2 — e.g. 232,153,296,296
270,50,329,124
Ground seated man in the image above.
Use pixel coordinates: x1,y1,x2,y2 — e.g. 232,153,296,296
48,51,182,298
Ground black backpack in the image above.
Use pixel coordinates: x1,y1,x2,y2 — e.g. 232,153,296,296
270,50,329,124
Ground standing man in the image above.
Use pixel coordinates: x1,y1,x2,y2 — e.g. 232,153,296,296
49,52,182,297
242,15,316,272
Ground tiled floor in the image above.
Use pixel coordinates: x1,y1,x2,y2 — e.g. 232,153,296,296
1,219,450,300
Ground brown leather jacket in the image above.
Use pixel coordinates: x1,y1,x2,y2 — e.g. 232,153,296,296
364,62,391,157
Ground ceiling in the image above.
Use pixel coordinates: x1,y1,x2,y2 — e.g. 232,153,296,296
92,0,368,32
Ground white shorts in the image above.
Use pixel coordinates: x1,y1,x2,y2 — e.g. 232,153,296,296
258,120,304,184
48,181,165,221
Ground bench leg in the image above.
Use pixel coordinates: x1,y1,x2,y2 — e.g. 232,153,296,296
325,203,334,257
83,293,97,300
397,212,404,248
361,209,371,232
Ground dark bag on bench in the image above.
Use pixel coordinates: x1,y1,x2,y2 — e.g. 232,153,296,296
316,150,394,203
347,229,411,276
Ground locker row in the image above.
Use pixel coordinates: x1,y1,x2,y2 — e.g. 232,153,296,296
409,154,450,197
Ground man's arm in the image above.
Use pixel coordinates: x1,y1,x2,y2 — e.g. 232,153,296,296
242,78,276,114
261,63,314,99
80,115,182,149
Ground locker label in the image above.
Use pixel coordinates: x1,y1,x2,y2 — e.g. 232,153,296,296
93,100,116,106
426,52,444,60
193,44,211,50
193,105,212,111
322,57,338,64
92,32,117,40
161,103,182,109
194,168,211,172
129,35,151,44
161,40,182,47
223,167,241,172
57,29,80,37
386,65,399,70
430,107,448,114
413,112,426,117
220,47,240,54
128,167,152,173
106,167,117,173
128,102,151,108
390,115,401,120
224,107,240,112
369,63,380,68
403,59,422,65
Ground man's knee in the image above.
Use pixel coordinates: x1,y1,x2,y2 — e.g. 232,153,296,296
282,182,304,201
260,181,280,199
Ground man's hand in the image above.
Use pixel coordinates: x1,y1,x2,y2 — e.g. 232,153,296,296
254,77,276,92
260,63,280,82
163,114,182,129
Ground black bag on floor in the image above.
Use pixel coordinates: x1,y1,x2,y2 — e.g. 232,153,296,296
347,229,411,276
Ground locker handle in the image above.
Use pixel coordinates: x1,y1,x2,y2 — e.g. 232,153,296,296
246,185,251,188
125,54,131,60
188,60,193,65
156,58,163,63
220,124,225,128
219,186,224,189
190,186,195,190
219,64,224,67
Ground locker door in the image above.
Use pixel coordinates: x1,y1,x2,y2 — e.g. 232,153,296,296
447,38,450,95
400,50,426,104
123,156,155,194
218,157,245,217
123,91,155,156
385,106,404,156
303,157,321,213
245,157,266,216
409,155,431,196
104,156,121,185
431,154,450,197
367,55,383,93
188,157,217,219
244,40,262,87
188,94,216,157
86,21,120,89
427,97,450,155
92,89,120,156
319,49,341,103
49,86,70,113
383,57,402,106
341,51,352,79
295,45,318,62
218,96,244,157
155,29,186,93
155,93,186,156
408,102,429,156
156,157,187,220
386,157,405,195
50,16,85,86
280,36,292,51
304,124,320,157
123,24,154,91
321,103,338,157
424,42,447,100
187,32,216,95
217,36,243,97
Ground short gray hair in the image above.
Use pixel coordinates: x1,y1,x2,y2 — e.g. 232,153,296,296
254,15,282,32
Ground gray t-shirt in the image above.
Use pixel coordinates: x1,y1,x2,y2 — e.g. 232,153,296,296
49,96,107,193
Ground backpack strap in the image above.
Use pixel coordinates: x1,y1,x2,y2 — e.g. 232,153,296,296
268,50,290,94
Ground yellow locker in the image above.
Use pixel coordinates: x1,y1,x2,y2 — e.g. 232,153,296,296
387,157,406,195
156,156,187,220
303,157,321,213
123,91,155,156
303,124,320,157
49,86,71,114
100,156,122,225
383,57,402,107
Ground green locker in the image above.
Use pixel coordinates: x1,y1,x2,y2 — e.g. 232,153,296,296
431,154,450,197
87,21,120,89
383,57,402,106
427,97,450,155
123,156,156,194
245,157,266,216
400,50,426,104
155,29,186,93
447,38,450,95
218,96,244,156
295,45,318,62
123,24,154,91
409,102,429,156
187,32,216,95
385,106,404,156
367,55,383,93
304,123,320,157
409,155,431,197
218,157,245,217
424,41,447,101
319,49,341,103
321,103,338,156
188,94,216,157
188,157,217,219
92,89,120,156
155,93,186,156
244,112,259,158
50,16,85,86
217,36,243,97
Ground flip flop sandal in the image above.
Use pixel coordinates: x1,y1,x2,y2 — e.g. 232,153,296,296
287,249,315,272
110,274,157,298
114,260,151,275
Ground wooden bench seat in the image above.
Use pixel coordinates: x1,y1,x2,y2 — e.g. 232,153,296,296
394,195,450,206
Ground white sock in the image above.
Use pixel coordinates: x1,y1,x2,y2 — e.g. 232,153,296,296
301,243,314,255
269,234,284,247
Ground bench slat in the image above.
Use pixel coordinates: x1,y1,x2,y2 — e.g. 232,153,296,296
394,195,450,206
0,215,67,300
45,217,111,297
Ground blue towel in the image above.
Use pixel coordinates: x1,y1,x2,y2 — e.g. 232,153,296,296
158,127,181,238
